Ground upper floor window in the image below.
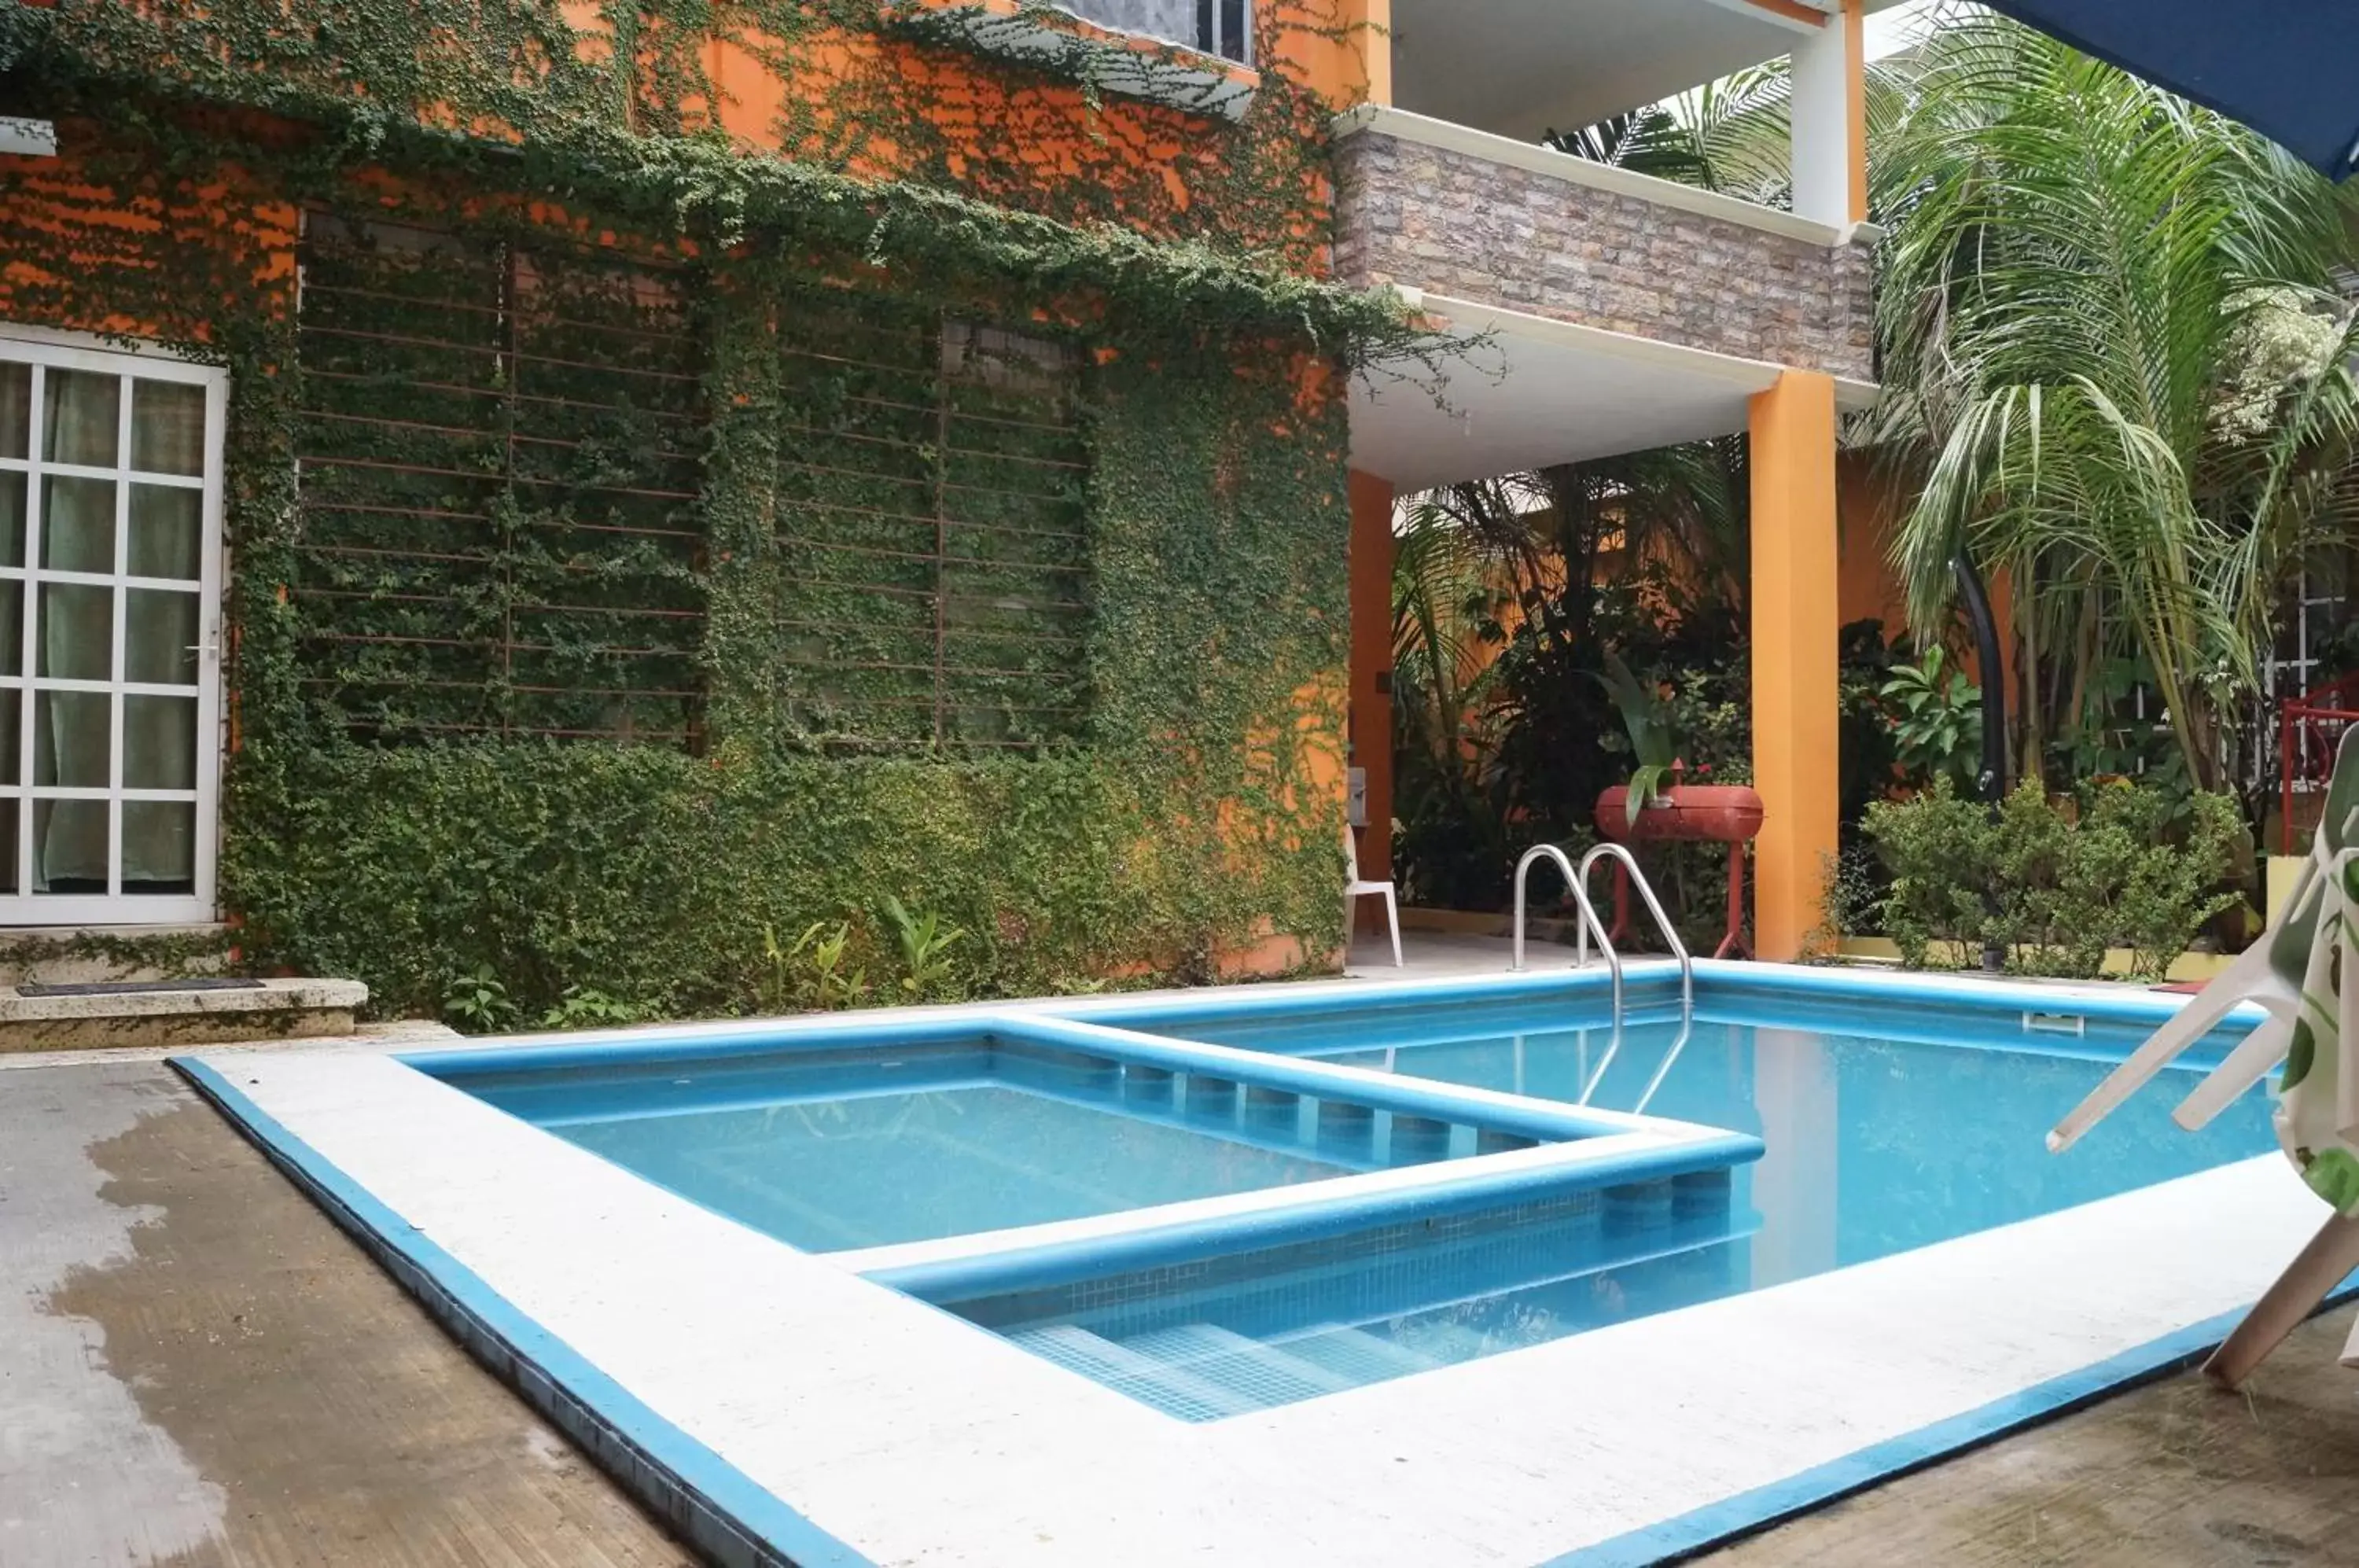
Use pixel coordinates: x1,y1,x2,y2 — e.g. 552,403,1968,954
1065,0,1249,64
894,0,1257,119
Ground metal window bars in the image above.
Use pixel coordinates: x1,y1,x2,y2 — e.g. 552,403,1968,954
290,213,706,748
772,290,1091,753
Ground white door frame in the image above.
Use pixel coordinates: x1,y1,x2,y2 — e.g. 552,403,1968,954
0,326,226,926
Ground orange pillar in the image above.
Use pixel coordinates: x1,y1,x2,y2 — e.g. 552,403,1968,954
1750,372,1841,960
1348,469,1395,916
1281,0,1391,109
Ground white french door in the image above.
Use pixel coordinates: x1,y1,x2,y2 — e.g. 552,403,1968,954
0,331,225,924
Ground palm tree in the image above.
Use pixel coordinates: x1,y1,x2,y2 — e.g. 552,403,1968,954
1869,9,2359,793
1544,65,1794,206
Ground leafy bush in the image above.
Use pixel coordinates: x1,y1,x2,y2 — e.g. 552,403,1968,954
539,986,654,1031
1863,778,2243,979
1877,645,1982,793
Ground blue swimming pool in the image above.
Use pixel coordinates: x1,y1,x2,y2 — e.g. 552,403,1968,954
914,992,2275,1418
411,970,2278,1425
178,959,2314,1568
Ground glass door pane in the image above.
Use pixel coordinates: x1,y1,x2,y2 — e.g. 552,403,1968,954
0,343,219,917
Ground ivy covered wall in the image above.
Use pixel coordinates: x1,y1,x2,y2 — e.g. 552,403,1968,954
0,0,1408,1014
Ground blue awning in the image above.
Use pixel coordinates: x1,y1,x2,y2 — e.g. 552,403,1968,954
1984,0,2359,179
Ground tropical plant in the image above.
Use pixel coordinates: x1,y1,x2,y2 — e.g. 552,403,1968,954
441,965,517,1033
879,896,967,999
1546,64,1796,207
1877,644,1982,793
537,985,653,1031
1386,486,1525,909
1871,11,2359,798
1595,649,1682,826
761,920,867,1012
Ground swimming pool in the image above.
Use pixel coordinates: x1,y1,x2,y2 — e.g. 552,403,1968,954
173,962,2323,1568
907,991,2272,1419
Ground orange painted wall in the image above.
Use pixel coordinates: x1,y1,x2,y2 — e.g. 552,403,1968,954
641,2,1383,270
1836,451,2015,698
1836,454,1909,635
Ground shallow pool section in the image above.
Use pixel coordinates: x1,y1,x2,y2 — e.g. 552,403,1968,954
924,1179,1750,1420
423,1014,1762,1258
454,1037,1367,1250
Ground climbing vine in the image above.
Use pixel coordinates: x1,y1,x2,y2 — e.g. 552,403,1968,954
0,0,1405,1015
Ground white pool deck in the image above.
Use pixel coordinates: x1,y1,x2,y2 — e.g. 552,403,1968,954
178,955,2337,1568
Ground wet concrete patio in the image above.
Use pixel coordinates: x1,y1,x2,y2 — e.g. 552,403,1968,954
8,1029,2359,1566
2,1053,690,1567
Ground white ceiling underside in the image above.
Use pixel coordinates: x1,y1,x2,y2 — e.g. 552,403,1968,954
1349,296,1875,491
1390,0,1900,143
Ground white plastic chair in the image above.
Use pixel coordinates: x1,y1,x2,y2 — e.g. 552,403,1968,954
1345,823,1403,968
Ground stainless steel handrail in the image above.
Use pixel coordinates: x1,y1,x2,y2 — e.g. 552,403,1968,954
1513,841,1698,1107
1511,842,1620,1010
1577,842,1695,1018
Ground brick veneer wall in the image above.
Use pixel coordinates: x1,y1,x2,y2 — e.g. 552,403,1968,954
1333,127,1875,381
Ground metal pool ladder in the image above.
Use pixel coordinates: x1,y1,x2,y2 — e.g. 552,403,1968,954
1510,841,1695,1109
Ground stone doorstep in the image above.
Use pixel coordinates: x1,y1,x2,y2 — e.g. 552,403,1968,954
0,923,233,988
0,977,370,1055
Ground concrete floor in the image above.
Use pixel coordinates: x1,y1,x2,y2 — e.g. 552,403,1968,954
1701,1309,2359,1567
9,987,2359,1566
0,1056,690,1567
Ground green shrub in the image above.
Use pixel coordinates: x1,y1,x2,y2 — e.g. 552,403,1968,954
1862,778,2243,979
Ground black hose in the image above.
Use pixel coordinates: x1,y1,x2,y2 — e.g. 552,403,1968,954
1952,552,2008,971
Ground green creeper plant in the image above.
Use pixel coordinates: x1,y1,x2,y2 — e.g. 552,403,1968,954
0,0,1419,1019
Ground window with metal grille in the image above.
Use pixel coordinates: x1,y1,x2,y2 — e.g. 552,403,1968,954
1060,0,1249,62
773,291,1091,752
292,215,706,746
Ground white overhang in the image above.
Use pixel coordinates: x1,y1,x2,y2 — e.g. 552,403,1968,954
1351,291,1879,491
1390,0,1908,142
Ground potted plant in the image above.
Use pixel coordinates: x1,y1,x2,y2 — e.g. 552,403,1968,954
1591,651,1765,842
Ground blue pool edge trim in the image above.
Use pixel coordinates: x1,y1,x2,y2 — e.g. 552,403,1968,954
1543,1279,2359,1568
168,1055,875,1568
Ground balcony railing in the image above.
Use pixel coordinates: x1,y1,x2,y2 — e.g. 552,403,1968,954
1058,0,1248,64
1333,106,1875,383
891,0,1257,118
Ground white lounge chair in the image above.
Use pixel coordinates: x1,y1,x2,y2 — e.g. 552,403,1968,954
2049,725,2359,1385
1345,823,1403,968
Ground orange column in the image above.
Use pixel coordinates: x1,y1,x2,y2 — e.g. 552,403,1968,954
1348,469,1395,912
1750,373,1841,960
1280,0,1391,109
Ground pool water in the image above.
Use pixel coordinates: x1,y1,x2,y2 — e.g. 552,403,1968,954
552,1085,1354,1250
449,1035,1503,1252
1283,1014,2274,1283
935,1003,2278,1419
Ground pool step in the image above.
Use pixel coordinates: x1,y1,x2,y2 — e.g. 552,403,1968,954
1275,1323,1447,1386
1010,1320,1447,1421
1124,1323,1360,1405
1007,1324,1268,1422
